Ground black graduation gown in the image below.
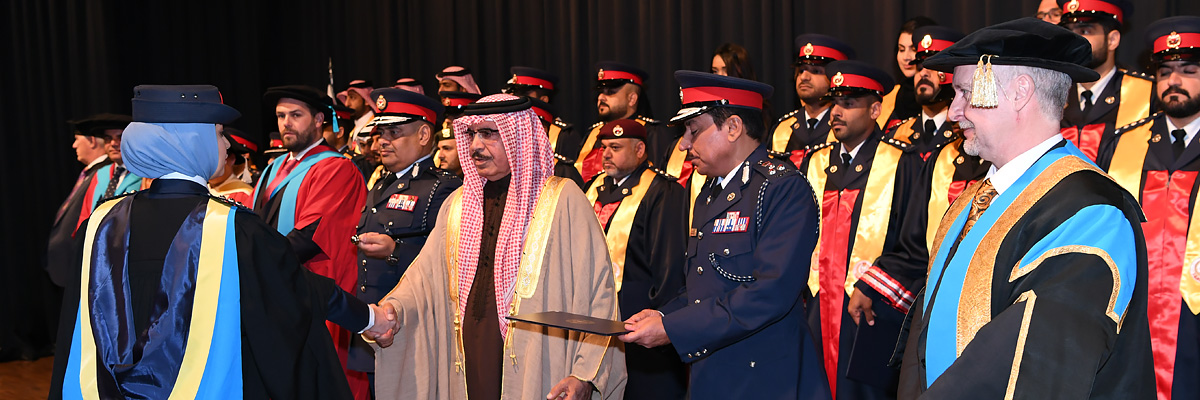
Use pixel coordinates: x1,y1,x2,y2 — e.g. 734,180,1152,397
46,159,113,287
50,179,368,400
585,162,689,399
798,131,921,399
772,106,834,153
899,142,1154,399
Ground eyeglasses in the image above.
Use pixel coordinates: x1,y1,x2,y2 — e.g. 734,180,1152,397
460,128,500,140
1035,9,1062,21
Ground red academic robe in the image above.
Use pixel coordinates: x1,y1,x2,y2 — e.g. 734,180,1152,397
254,143,368,399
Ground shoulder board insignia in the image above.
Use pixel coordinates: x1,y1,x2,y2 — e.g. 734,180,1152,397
650,167,677,180
883,137,909,149
553,153,577,164
806,141,835,152
208,193,247,209
1114,111,1162,135
590,121,604,130
777,109,801,123
637,115,661,124
752,157,799,179
1119,69,1152,81
767,150,790,159
554,118,573,129
885,117,916,135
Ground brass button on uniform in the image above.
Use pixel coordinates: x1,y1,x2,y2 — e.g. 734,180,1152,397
697,266,704,274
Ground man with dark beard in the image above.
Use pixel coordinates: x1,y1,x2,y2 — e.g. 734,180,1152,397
1056,0,1152,162
1097,16,1200,400
255,85,369,399
884,26,967,158
769,34,856,166
574,62,675,183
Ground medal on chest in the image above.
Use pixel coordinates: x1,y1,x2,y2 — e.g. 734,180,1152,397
712,211,749,233
387,194,419,211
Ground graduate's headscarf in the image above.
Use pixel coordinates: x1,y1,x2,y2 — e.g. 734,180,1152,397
124,85,242,183
451,94,553,336
437,66,482,95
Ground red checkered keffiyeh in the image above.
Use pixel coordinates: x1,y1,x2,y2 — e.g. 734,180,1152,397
451,94,554,337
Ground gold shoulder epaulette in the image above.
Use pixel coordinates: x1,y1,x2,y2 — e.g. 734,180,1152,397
554,118,573,129
590,121,604,130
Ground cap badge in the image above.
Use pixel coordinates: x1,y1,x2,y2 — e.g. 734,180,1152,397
1169,31,1183,49
598,69,606,80
1066,0,1079,12
679,87,685,102
376,95,388,111
614,125,625,137
803,43,815,57
831,72,845,87
920,34,933,50
507,74,518,84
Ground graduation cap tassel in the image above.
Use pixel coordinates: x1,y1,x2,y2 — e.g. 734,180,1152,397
970,55,999,108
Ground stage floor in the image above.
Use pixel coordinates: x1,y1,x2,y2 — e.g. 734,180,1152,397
0,357,52,399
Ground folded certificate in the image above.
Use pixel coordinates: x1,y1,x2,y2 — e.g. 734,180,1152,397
507,311,630,336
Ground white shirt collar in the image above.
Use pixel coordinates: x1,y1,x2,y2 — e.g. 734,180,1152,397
289,139,325,162
805,107,829,124
986,134,1064,195
161,173,208,187
615,174,632,187
840,141,863,161
395,154,433,178
923,109,948,131
1166,116,1200,146
85,155,109,170
715,155,751,189
1078,67,1117,110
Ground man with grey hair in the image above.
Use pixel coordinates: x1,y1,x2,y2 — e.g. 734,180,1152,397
896,18,1153,398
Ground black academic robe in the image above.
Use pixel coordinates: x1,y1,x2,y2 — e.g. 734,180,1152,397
585,162,689,400
798,131,920,399
50,179,369,400
1061,69,1154,162
46,158,112,287
1096,113,1200,399
899,142,1154,399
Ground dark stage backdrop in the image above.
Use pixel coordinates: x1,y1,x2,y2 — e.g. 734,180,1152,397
4,0,1198,360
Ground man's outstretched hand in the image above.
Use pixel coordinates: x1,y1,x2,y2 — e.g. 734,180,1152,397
363,302,398,348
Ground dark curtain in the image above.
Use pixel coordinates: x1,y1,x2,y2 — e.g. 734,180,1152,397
4,0,1198,361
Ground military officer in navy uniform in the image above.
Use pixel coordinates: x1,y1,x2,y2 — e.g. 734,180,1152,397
621,71,828,400
584,119,688,399
348,88,462,394
770,34,857,166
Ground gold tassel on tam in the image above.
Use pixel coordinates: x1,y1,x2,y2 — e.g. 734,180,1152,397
970,55,999,108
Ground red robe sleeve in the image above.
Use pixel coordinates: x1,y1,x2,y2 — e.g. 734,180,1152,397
294,156,366,293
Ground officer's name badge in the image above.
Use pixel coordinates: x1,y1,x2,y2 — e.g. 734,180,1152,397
387,194,418,211
712,211,749,233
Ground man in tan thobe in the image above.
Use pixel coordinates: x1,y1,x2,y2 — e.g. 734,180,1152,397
366,94,626,400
